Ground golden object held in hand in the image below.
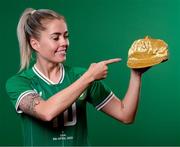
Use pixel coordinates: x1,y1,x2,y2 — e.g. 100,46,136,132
127,36,168,68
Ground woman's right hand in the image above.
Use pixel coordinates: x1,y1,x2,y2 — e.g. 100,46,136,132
85,58,121,81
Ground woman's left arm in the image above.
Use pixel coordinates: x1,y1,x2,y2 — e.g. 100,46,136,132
101,69,146,124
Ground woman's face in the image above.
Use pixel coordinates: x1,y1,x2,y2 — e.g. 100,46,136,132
34,19,69,64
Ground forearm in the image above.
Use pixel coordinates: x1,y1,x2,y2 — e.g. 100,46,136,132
39,71,93,121
122,70,142,120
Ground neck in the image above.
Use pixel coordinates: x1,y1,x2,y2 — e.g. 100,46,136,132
35,59,62,83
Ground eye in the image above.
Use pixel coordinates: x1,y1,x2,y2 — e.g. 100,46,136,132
64,34,69,39
52,37,59,41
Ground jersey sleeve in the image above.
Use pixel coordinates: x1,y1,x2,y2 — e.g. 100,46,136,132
6,75,37,113
87,80,114,110
66,66,114,110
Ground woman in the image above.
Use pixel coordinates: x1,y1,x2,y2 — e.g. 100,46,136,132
6,8,149,146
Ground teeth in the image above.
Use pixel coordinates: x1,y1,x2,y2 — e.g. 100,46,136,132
55,50,66,55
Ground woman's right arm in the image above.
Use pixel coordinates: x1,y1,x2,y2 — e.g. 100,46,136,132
19,71,94,121
19,58,121,121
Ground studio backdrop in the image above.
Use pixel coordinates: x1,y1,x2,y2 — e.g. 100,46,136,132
0,0,179,146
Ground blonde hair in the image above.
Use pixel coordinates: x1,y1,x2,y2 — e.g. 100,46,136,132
17,8,65,71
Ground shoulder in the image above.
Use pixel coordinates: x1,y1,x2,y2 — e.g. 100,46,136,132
6,68,35,89
64,65,87,78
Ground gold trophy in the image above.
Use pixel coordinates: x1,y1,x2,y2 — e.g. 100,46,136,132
127,36,168,68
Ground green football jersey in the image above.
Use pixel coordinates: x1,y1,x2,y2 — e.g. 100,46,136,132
6,64,113,146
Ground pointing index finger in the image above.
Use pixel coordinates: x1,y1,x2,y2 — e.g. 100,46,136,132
104,58,122,65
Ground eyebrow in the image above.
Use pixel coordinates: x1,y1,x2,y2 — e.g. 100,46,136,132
50,31,68,36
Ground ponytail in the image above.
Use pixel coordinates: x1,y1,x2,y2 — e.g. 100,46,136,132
17,8,34,71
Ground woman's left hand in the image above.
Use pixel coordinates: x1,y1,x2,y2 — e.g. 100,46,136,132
132,66,151,76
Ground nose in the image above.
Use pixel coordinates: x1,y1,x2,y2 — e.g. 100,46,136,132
60,36,69,47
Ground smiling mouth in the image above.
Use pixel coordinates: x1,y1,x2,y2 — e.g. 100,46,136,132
55,50,67,56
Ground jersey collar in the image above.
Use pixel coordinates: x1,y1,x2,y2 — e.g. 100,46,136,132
32,64,65,85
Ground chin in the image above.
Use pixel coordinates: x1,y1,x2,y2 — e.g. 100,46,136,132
58,57,66,63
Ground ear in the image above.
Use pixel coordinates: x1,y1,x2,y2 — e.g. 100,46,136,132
30,37,40,51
